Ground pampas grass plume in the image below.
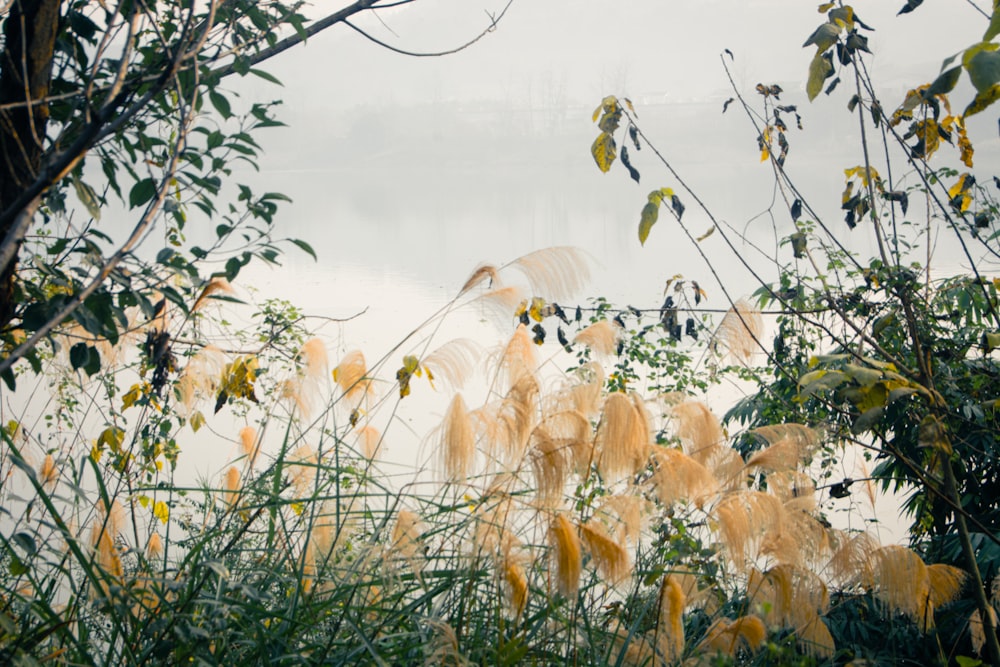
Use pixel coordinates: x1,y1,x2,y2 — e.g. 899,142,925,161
573,319,622,357
442,394,476,480
549,514,582,597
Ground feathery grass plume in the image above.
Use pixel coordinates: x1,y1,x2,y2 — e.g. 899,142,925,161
926,563,967,608
441,393,476,480
766,470,817,513
533,409,592,477
549,513,582,597
528,426,572,507
713,490,786,565
595,391,649,483
423,619,472,667
597,495,646,545
509,246,591,302
90,500,125,596
696,615,766,657
655,575,687,663
573,319,622,357
280,378,314,419
498,323,537,391
146,532,163,561
239,425,260,467
744,424,820,473
421,338,482,390
175,344,225,415
826,530,879,588
191,276,234,313
760,506,831,569
971,606,998,657
491,375,540,466
669,399,726,466
504,559,529,619
647,446,719,509
355,425,382,459
333,349,372,405
39,453,57,490
712,298,763,364
867,545,935,629
289,445,318,496
299,337,329,379
460,263,501,295
391,509,426,577
749,564,830,631
561,361,605,419
580,519,631,585
222,466,241,506
473,488,514,555
797,615,836,660
470,285,527,327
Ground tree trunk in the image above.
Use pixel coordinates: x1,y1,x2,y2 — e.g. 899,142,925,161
0,0,61,330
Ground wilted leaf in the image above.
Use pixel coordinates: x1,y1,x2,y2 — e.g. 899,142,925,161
791,199,802,220
807,51,835,101
723,98,734,113
790,232,807,258
964,83,1000,117
696,226,715,242
671,194,685,220
620,145,640,183
591,132,617,173
638,201,659,246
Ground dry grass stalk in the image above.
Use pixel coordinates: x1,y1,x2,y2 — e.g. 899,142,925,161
580,519,631,585
289,445,318,496
509,246,591,302
423,619,471,667
712,299,763,364
549,513,582,597
595,392,648,483
573,319,622,357
669,400,726,465
647,446,719,509
441,393,476,480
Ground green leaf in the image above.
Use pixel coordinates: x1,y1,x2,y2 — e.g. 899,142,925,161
129,178,157,209
250,68,283,86
985,5,1000,41
290,238,317,260
209,90,232,119
638,201,659,245
851,405,884,434
966,43,1000,93
924,65,962,98
591,132,616,173
72,177,102,220
807,51,835,101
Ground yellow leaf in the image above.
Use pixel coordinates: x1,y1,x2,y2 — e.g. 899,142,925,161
138,495,150,508
817,2,835,11
948,173,972,200
97,426,125,454
122,383,145,410
958,127,975,167
591,132,616,173
529,297,546,322
153,500,170,524
190,410,205,433
964,83,1000,117
638,201,659,246
696,226,716,242
592,95,617,123
842,180,854,205
807,50,834,101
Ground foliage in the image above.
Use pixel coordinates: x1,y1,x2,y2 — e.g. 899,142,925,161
5,1,1000,666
